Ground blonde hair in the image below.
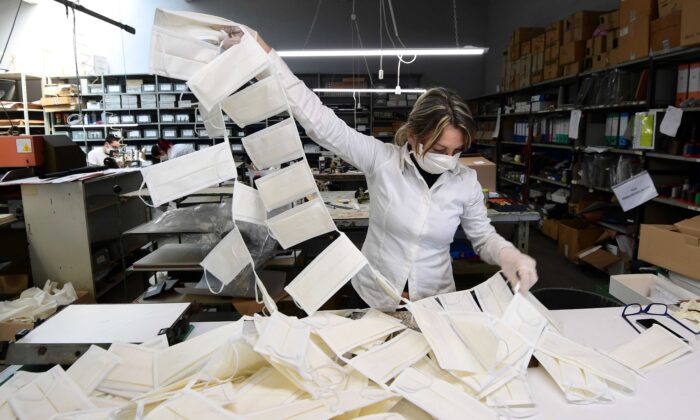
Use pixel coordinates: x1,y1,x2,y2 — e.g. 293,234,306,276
395,87,474,156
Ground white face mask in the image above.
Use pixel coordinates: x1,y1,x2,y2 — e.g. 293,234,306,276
9,366,96,419
534,350,613,404
221,75,288,128
149,25,221,81
472,273,514,317
436,289,481,313
140,140,237,207
66,345,121,395
316,313,405,358
447,311,506,372
348,329,431,385
253,312,311,370
607,324,693,374
501,292,548,347
198,103,227,139
266,198,336,250
99,343,157,393
242,117,305,169
408,303,483,373
485,376,537,417
232,367,302,415
537,328,636,396
199,227,251,291
232,181,267,225
284,233,366,315
145,389,239,420
254,160,318,212
411,143,460,175
389,367,499,420
187,34,270,112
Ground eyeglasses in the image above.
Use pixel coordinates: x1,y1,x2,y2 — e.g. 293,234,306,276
622,303,700,336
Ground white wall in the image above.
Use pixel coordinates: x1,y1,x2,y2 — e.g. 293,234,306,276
0,0,491,98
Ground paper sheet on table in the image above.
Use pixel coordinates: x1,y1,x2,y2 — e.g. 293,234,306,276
611,171,658,212
659,106,683,138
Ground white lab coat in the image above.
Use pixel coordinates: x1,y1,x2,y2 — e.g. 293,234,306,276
86,147,109,166
266,51,516,307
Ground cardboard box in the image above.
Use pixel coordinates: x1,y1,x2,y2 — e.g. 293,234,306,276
639,224,700,280
610,273,698,305
618,16,651,61
508,42,521,61
0,274,28,297
544,63,561,80
532,34,546,53
564,11,605,43
599,10,621,30
531,72,544,84
609,47,623,65
680,0,700,46
606,29,620,51
0,321,34,342
586,39,594,57
560,41,587,64
513,27,545,44
676,63,689,105
557,219,605,262
593,36,607,55
40,96,78,107
593,52,610,69
544,45,560,63
620,0,659,27
459,157,497,192
521,41,532,56
541,218,559,240
674,215,700,237
545,21,563,46
659,0,681,17
689,62,700,100
578,246,625,275
651,11,682,51
532,52,544,73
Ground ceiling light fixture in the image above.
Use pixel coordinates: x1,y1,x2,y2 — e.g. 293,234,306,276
313,88,426,94
278,47,487,58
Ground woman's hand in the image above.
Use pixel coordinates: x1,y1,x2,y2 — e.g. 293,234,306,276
499,247,538,293
220,25,271,53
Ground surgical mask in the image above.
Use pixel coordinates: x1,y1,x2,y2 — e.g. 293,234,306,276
389,367,499,420
254,160,317,211
607,324,693,375
66,345,121,395
243,399,331,420
99,344,157,394
200,227,251,292
198,103,227,139
201,337,266,380
534,350,613,404
472,273,513,317
154,322,243,388
389,398,433,420
9,365,96,419
187,33,269,112
285,233,367,315
232,181,267,225
144,389,240,420
140,139,237,207
232,367,301,415
348,329,431,385
447,311,506,372
436,289,480,313
242,117,305,169
253,312,311,370
149,24,221,81
408,303,483,373
221,75,288,128
411,144,460,175
316,312,405,357
537,328,636,396
485,376,537,417
266,198,336,250
501,292,548,347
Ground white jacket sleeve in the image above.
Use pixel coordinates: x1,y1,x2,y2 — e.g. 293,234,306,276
263,50,393,175
460,173,516,266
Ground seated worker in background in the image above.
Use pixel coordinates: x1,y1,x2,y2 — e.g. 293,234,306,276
223,27,539,308
151,139,196,163
86,134,121,166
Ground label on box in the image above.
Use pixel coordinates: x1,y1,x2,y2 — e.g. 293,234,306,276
15,137,32,154
620,26,629,37
612,171,658,212
659,106,683,137
568,110,582,139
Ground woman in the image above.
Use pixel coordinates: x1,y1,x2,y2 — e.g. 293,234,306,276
223,28,538,308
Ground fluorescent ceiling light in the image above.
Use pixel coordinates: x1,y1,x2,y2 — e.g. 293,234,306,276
278,47,487,58
314,88,426,94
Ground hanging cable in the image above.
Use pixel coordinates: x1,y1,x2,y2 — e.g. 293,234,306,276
351,10,373,87
378,0,384,79
0,0,23,135
380,0,396,48
386,0,407,48
303,0,323,48
69,6,88,151
452,0,460,47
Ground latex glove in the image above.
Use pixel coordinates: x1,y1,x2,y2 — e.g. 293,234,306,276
499,247,538,293
219,25,267,51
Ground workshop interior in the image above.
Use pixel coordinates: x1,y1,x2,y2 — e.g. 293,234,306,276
0,0,699,418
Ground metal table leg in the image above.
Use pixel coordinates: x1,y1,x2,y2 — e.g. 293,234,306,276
515,221,530,253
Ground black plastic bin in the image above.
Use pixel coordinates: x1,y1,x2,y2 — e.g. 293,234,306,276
532,288,623,310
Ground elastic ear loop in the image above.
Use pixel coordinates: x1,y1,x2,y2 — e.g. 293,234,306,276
137,180,158,209
264,321,309,366
488,371,539,419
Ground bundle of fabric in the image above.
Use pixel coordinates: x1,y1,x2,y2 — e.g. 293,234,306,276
0,280,77,323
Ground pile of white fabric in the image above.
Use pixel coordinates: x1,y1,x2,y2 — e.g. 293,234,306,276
0,280,77,323
2,273,692,420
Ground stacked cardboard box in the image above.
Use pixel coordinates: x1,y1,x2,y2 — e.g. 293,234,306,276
585,9,621,70
531,34,546,83
561,11,605,75
618,0,657,62
544,21,563,80
503,27,545,90
680,0,700,47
